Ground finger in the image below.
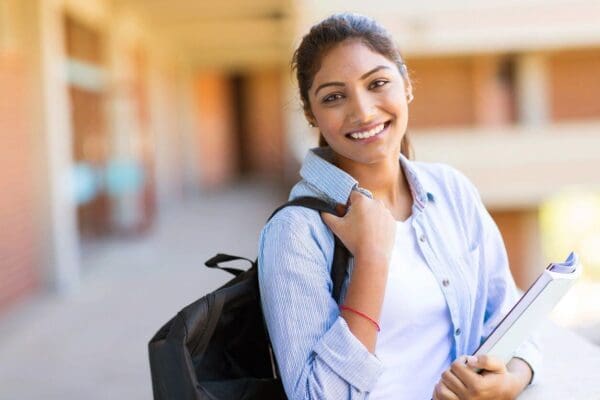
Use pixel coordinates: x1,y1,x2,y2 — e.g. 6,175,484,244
432,383,439,400
320,211,342,231
441,370,468,398
450,358,482,389
350,188,368,203
433,382,460,400
467,355,506,374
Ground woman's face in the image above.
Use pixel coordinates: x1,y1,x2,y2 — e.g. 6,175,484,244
307,39,410,167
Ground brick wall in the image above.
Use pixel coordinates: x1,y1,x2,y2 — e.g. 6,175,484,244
242,69,284,179
406,56,476,129
491,209,543,291
406,55,520,130
549,48,600,121
194,72,238,188
0,54,38,313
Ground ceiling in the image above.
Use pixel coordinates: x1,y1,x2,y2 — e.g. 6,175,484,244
112,0,296,70
110,0,600,70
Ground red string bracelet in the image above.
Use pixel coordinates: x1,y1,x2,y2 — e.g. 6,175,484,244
339,305,381,332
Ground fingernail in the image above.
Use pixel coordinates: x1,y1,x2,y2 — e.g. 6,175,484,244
466,356,478,365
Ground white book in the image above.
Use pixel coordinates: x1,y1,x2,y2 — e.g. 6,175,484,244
473,252,582,364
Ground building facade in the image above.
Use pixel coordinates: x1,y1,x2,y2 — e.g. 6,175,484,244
1,0,599,315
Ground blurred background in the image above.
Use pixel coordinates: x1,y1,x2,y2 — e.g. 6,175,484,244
1,0,599,398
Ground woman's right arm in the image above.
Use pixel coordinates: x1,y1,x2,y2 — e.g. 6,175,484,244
321,190,396,353
258,191,395,399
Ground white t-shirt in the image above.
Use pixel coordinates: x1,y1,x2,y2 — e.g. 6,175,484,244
368,216,454,400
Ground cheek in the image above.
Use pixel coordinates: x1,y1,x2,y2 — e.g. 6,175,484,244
388,87,408,110
314,108,346,136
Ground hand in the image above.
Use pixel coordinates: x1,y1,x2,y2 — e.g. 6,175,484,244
321,189,396,264
432,355,522,400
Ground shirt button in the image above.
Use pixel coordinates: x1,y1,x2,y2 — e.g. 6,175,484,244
455,328,462,336
442,279,450,287
419,234,426,243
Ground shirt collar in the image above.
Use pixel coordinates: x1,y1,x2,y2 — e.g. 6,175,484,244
299,147,434,210
399,153,433,210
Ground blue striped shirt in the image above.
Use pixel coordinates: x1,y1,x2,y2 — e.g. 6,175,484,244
258,147,541,399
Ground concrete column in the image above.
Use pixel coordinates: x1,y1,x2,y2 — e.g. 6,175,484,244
283,78,312,182
148,61,187,210
37,0,81,293
177,64,202,198
516,53,550,127
105,17,145,231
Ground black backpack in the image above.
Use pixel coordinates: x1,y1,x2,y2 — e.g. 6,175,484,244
148,196,349,400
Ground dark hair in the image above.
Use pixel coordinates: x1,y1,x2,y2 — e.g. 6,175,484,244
291,13,413,158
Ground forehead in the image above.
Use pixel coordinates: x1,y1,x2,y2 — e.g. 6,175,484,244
313,39,396,84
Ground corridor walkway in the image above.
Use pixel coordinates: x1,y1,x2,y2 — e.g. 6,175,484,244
0,182,287,399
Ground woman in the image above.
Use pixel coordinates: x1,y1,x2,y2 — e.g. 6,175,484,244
258,13,540,400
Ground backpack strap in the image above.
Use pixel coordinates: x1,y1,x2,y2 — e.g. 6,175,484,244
204,253,253,277
267,196,347,221
261,196,351,381
205,197,351,302
267,196,350,303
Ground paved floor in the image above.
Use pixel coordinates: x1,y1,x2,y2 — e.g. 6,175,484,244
1,181,599,399
0,182,288,400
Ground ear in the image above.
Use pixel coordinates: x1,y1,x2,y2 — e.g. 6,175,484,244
400,64,414,104
304,109,318,127
405,81,414,104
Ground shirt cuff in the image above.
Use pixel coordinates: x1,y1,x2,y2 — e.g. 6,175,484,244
514,338,543,385
313,317,384,392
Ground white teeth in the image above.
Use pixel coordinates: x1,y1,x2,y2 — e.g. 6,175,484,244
349,123,386,140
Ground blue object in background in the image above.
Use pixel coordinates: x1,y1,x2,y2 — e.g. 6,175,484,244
104,159,145,197
73,163,100,205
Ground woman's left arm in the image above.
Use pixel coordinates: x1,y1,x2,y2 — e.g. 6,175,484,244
433,170,541,399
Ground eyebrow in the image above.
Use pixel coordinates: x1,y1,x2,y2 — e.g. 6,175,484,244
313,65,391,97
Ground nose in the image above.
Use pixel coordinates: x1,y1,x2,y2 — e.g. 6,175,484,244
348,93,376,125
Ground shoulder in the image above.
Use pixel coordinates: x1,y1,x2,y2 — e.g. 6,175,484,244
257,204,335,282
263,204,323,237
258,195,334,260
262,176,335,238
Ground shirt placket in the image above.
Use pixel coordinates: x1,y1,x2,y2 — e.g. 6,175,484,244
412,212,464,359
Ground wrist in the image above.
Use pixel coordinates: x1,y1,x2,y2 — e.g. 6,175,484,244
506,369,530,398
507,357,533,396
353,251,390,268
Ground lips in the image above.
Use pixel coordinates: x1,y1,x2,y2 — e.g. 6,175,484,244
345,120,391,140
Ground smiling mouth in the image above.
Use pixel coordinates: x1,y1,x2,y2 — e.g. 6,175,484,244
345,121,391,140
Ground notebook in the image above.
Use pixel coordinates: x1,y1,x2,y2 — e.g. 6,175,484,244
473,252,582,364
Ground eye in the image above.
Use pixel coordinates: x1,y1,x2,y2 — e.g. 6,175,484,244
369,79,389,89
322,93,343,103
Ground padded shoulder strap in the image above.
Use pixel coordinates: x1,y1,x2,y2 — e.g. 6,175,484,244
267,196,350,303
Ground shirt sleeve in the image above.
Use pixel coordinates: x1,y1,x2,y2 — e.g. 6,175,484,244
258,216,384,399
473,186,543,385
